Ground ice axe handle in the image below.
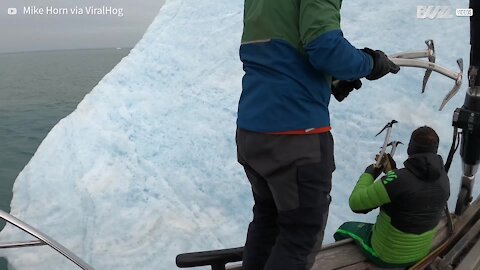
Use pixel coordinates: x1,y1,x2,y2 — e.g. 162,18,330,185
375,120,398,168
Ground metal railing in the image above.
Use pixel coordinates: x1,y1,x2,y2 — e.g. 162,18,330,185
0,209,95,270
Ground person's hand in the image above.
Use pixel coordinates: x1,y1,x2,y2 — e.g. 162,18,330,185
362,48,400,80
331,79,362,102
364,164,382,179
374,153,397,173
382,153,397,173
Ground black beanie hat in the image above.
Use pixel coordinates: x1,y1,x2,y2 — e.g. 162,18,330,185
407,126,440,155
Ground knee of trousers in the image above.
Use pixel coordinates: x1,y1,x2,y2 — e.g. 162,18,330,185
271,162,333,212
277,203,330,227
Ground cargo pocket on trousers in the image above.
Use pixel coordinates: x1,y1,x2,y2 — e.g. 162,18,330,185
296,163,332,208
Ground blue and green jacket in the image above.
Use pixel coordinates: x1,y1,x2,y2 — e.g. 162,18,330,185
237,0,373,132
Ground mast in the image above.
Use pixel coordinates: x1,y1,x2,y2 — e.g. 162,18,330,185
470,0,479,73
454,0,480,215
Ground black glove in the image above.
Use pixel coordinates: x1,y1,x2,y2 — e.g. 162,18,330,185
331,79,362,102
362,48,400,80
365,164,382,179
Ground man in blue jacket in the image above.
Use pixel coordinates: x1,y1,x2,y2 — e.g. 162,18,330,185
236,1,400,269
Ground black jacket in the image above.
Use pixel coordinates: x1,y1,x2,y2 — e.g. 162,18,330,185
381,153,450,234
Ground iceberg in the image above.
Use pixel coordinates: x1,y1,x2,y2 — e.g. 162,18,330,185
0,0,473,269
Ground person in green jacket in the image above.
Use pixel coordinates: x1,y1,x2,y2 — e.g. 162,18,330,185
334,126,450,268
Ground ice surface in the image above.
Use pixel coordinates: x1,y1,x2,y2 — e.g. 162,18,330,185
0,0,474,269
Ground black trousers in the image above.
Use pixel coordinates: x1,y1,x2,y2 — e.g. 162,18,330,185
236,128,335,270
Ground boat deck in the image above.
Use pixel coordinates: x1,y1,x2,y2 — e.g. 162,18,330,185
219,196,480,270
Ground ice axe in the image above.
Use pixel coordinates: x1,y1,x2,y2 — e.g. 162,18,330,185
390,57,464,111
376,141,403,172
389,39,463,111
375,120,398,168
332,40,463,110
387,141,404,157
387,40,463,107
390,39,436,93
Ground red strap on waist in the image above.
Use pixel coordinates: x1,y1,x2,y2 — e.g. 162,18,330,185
267,126,331,135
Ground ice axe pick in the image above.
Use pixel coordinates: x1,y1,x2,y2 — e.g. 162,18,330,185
375,120,398,168
387,141,404,157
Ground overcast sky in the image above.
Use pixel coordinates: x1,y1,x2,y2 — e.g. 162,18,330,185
0,0,165,53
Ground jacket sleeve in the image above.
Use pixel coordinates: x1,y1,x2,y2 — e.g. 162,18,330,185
349,173,391,213
299,0,373,80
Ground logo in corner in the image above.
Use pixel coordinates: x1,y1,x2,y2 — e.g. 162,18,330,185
417,6,454,19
